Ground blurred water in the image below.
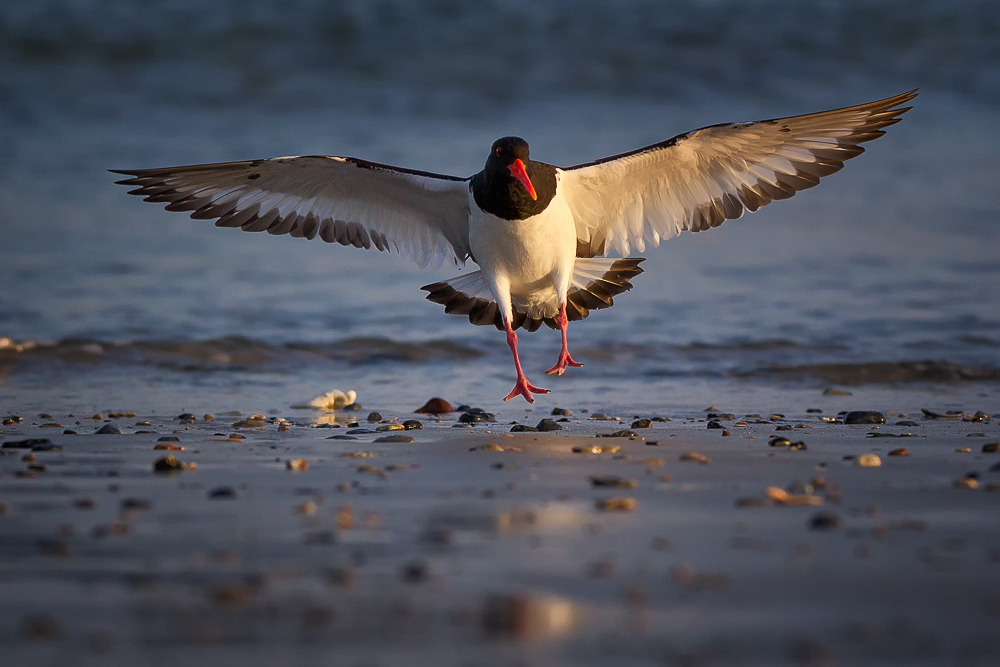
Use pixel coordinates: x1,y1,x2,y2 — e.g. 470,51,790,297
1,0,999,409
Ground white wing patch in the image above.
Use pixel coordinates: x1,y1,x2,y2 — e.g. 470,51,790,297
114,155,473,268
561,90,917,257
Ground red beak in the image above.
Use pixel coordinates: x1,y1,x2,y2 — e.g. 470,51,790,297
508,159,537,201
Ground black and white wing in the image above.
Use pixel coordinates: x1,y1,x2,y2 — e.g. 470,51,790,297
561,90,917,257
113,155,473,267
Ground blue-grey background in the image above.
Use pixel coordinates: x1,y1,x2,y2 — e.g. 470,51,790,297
1,0,998,410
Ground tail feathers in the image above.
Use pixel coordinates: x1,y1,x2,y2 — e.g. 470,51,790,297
421,257,644,332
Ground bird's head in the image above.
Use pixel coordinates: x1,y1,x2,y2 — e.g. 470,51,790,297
485,136,537,201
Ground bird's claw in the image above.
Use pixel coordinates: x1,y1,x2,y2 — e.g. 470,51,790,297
545,352,584,376
503,377,550,403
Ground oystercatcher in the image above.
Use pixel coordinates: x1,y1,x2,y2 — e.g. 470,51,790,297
114,90,916,403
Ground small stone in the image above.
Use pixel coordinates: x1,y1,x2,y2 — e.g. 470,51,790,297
572,445,620,454
769,436,791,447
295,501,318,515
89,414,103,420
806,408,822,414
895,420,919,426
535,419,562,432
679,452,711,464
2,438,51,449
721,430,732,436
38,538,73,558
843,411,886,425
157,436,180,442
510,424,538,432
203,414,215,421
590,475,638,489
857,454,882,467
233,419,266,428
120,497,152,511
374,434,415,443
810,512,842,530
342,451,377,458
153,456,195,473
3,416,24,425
596,496,637,512
277,423,291,432
108,412,136,419
706,420,724,429
551,407,573,416
887,448,909,457
31,443,62,452
955,447,972,453
982,443,1000,453
176,413,196,423
286,458,309,471
367,412,383,423
823,388,852,396
327,435,357,440
630,419,652,429
375,424,404,432
208,487,236,499
954,475,979,490
346,428,375,434
597,429,637,438
414,398,454,414
95,423,123,435
402,420,423,430
459,411,494,423
341,402,363,411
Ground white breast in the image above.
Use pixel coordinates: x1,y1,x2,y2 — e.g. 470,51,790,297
468,174,578,319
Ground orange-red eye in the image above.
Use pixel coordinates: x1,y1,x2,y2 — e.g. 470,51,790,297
495,148,502,156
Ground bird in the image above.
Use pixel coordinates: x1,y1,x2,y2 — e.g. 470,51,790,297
113,90,917,403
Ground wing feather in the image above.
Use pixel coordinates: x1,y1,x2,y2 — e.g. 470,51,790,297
113,155,472,267
562,91,916,257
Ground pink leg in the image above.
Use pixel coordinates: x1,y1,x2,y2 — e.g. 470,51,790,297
502,318,550,403
546,302,585,376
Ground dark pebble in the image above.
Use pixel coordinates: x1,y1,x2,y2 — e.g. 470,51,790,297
843,411,886,425
589,475,638,489
823,388,852,396
32,444,63,452
630,419,652,429
3,416,24,425
208,487,237,499
510,424,538,433
706,413,735,420
38,538,73,558
153,456,190,473
415,398,454,414
108,412,136,419
597,429,638,438
551,407,573,416
62,430,76,435
982,443,1000,453
2,438,51,449
806,408,822,414
95,423,123,435
401,561,429,583
774,424,793,431
895,420,919,427
176,413,196,423
459,411,494,423
342,403,364,411
374,434,415,443
327,435,358,440
120,498,152,511
536,419,562,432
346,429,375,435
402,420,423,430
810,512,842,530
367,412,382,423
706,420,724,430
157,436,180,442
556,417,570,422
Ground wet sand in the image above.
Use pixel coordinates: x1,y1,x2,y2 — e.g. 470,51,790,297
2,390,999,666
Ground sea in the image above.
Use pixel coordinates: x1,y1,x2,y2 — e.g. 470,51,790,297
1,0,999,417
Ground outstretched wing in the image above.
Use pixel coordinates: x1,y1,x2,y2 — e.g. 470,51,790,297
113,155,473,267
561,90,917,257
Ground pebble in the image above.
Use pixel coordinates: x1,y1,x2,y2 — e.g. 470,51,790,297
810,512,842,530
954,474,979,490
285,459,309,471
108,412,136,419
887,448,909,457
597,429,638,438
572,445,620,454
414,398,454,414
295,501,318,515
152,456,195,473
595,496,638,512
327,435,358,440
706,420,724,429
769,436,791,447
342,451,377,458
589,475,638,489
176,413,196,423
2,416,23,425
459,411,494,423
843,411,886,425
679,452,711,465
120,498,152,511
402,420,423,430
367,412,383,422
823,388,852,396
233,419,266,428
551,407,573,416
2,438,50,449
375,424,404,432
510,424,538,432
342,402,363,411
630,419,652,429
857,454,882,467
765,487,824,506
470,444,506,451
32,443,62,451
94,423,123,435
982,443,1000,453
374,434,415,443
955,448,971,453
920,408,963,419
535,419,562,432
207,487,236,499
203,414,215,421
157,436,180,442
346,429,375,435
